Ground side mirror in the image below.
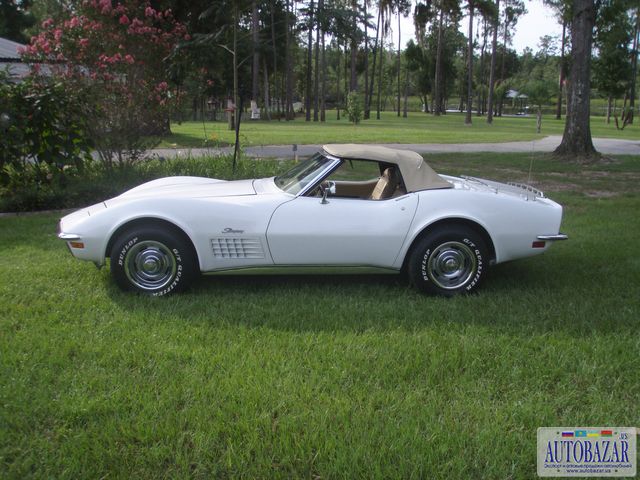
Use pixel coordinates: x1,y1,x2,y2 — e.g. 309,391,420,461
320,181,336,204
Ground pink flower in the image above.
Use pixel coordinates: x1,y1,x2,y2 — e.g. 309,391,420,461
124,54,135,64
69,16,80,28
79,38,89,47
157,81,168,91
144,6,155,17
54,29,63,41
99,0,111,14
184,34,191,41
119,14,130,25
41,18,54,29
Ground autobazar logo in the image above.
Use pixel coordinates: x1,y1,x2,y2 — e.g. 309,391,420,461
537,427,636,477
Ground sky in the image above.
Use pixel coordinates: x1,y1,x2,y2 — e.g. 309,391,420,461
393,0,563,54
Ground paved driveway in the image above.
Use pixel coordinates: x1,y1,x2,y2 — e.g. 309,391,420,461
149,136,639,160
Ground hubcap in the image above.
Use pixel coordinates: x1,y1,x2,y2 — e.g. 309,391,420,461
124,240,177,291
427,241,477,290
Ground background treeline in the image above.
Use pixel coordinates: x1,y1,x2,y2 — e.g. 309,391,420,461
3,0,638,126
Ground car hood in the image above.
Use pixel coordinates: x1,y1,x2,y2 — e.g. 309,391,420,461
107,176,257,204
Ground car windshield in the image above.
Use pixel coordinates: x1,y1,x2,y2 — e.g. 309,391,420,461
274,153,335,195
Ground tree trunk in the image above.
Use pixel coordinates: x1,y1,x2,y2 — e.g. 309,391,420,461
263,57,271,121
320,18,326,122
627,8,638,125
344,42,349,107
231,12,238,130
477,17,487,116
554,0,597,158
285,0,294,120
536,106,542,133
433,7,444,116
402,68,409,117
498,17,509,117
556,20,566,120
606,95,612,124
367,8,381,119
251,0,259,104
350,0,358,91
336,41,341,120
486,0,500,124
465,0,474,125
305,0,314,122
397,11,401,116
313,0,320,122
363,0,370,119
263,60,271,121
270,0,280,119
376,12,384,120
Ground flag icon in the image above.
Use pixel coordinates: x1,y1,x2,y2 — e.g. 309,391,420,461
575,430,587,437
562,431,574,437
601,430,613,437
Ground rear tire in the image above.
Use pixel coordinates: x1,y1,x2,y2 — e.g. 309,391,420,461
109,226,197,296
408,226,487,296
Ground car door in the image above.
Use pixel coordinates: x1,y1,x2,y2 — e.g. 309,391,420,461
266,194,419,267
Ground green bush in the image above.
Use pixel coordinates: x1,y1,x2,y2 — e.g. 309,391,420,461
0,154,291,213
0,74,93,190
346,90,363,125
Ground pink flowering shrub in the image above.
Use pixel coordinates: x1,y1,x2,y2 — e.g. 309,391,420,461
21,0,188,167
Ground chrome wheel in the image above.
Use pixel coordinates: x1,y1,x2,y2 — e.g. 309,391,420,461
123,240,177,291
427,241,477,290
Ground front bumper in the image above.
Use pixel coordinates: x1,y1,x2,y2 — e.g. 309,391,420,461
58,232,82,241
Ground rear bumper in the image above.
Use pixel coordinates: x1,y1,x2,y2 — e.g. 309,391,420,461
537,233,568,241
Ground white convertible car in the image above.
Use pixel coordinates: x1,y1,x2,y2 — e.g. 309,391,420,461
58,145,567,296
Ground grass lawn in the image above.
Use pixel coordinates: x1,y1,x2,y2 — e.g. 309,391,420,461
162,111,640,148
1,153,639,478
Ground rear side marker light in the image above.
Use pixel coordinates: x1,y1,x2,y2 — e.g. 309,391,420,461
532,241,546,249
69,241,85,249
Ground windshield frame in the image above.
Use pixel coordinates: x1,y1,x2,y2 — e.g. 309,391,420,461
274,152,341,196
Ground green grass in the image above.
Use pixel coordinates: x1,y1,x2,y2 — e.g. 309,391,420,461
163,111,640,148
1,154,640,479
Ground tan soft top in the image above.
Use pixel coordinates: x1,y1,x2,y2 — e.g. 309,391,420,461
322,144,452,192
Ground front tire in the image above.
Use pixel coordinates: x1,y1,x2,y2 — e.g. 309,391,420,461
110,226,197,296
408,226,487,296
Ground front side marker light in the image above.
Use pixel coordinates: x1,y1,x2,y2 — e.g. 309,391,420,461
69,241,85,249
532,241,546,249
